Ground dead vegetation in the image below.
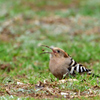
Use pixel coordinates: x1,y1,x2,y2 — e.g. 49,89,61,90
0,64,12,72
1,14,100,43
0,79,100,99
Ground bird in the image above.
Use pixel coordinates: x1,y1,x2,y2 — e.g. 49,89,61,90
40,45,99,79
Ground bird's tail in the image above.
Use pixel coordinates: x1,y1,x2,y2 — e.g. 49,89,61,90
68,64,100,78
87,72,100,78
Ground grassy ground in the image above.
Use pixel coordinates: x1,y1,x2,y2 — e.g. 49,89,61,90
0,0,100,99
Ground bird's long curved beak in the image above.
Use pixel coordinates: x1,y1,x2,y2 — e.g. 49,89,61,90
41,45,56,54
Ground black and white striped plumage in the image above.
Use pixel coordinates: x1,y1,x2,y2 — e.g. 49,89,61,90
68,57,91,75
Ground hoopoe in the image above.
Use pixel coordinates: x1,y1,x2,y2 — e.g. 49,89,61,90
41,45,99,79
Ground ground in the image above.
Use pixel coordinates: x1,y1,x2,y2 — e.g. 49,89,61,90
0,0,100,99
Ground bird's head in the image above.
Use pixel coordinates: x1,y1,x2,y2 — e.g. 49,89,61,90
41,45,68,58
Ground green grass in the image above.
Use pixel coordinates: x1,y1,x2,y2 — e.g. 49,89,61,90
0,0,100,99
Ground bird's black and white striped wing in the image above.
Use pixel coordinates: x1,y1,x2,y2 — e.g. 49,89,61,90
68,58,91,75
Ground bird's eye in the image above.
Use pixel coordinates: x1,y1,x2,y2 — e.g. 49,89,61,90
57,50,60,53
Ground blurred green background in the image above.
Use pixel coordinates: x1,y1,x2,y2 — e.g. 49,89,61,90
0,0,100,99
